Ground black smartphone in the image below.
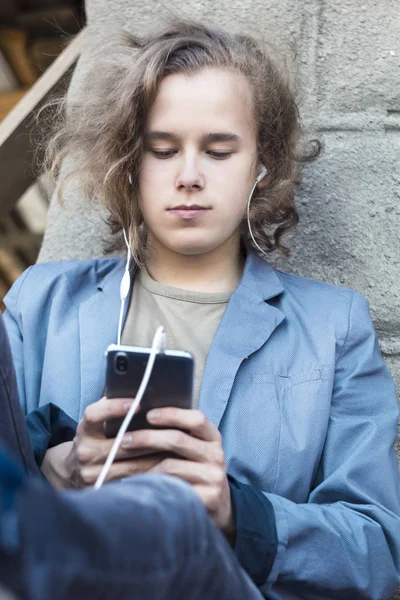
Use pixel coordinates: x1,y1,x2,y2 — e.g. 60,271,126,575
104,344,194,438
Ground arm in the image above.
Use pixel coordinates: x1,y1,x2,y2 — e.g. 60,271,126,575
228,474,278,586
2,267,34,416
0,310,39,477
25,404,77,467
3,269,78,480
259,292,400,599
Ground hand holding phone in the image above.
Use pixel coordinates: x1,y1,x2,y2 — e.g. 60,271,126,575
104,344,194,438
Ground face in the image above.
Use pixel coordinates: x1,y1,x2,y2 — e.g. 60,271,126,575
139,67,259,257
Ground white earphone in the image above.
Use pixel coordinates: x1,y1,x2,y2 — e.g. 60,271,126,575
118,164,268,342
117,229,132,345
256,165,268,184
247,164,268,256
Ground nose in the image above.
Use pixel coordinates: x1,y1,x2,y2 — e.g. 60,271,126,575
175,157,204,192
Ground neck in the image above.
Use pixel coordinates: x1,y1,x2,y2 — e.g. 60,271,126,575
144,235,245,293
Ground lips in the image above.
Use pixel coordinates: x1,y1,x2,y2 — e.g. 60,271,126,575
167,205,211,219
170,205,208,211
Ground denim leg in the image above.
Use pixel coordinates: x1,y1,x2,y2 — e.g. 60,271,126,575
0,313,39,476
0,473,263,600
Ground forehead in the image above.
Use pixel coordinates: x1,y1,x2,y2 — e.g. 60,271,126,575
146,68,256,141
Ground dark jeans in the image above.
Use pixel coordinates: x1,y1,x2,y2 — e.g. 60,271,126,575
0,313,263,600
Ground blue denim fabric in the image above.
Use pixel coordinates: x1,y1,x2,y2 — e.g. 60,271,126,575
25,404,279,586
0,470,263,600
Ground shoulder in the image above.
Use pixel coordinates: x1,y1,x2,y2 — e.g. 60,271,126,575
275,269,356,303
4,257,121,314
273,269,371,339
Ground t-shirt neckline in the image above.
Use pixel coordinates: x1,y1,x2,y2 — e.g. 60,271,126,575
138,268,233,305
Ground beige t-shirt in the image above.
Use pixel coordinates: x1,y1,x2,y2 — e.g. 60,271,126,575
121,269,232,408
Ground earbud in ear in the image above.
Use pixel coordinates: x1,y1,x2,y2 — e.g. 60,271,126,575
256,165,268,184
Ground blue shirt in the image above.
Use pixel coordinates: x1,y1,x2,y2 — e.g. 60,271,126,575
3,251,400,598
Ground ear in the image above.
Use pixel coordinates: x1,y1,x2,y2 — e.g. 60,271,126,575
256,164,268,189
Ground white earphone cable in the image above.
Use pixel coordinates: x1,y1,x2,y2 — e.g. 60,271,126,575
97,168,266,489
247,169,268,257
117,230,132,345
95,325,166,490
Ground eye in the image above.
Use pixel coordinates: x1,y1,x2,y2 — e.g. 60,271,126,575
151,150,176,158
207,151,232,160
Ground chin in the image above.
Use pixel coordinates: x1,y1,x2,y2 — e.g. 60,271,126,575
165,237,219,256
152,228,238,257
171,243,214,256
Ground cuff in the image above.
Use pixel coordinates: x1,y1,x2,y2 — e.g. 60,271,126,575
227,474,278,586
25,403,77,466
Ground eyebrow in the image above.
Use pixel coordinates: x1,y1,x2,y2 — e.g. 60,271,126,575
145,131,241,144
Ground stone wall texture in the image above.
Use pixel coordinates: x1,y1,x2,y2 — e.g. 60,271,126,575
39,2,400,595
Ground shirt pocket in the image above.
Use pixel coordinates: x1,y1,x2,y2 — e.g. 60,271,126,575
222,373,281,493
271,368,325,386
223,367,332,499
271,367,332,499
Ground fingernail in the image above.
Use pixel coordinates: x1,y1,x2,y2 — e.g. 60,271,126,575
121,434,132,447
123,402,133,413
147,409,161,422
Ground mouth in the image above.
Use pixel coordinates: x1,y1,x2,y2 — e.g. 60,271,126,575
167,205,211,219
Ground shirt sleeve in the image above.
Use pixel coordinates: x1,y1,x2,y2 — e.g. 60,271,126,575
227,474,278,586
25,404,78,467
2,267,34,415
260,291,400,599
3,269,78,467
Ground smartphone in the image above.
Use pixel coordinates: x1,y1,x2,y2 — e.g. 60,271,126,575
104,344,194,438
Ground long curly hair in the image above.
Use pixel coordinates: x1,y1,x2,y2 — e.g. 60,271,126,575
40,20,321,266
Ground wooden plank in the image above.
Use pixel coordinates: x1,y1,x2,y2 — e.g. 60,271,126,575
0,232,43,252
0,89,28,121
0,28,38,87
0,29,85,222
16,182,48,233
0,249,28,311
0,276,9,312
0,249,25,282
0,49,18,92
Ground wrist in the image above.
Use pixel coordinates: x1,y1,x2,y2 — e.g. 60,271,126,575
41,442,74,489
221,494,236,547
223,521,236,547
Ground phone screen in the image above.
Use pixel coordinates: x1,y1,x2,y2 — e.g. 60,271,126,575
104,345,194,438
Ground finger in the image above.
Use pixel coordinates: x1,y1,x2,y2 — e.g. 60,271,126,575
150,458,224,487
191,484,221,516
75,437,161,465
121,428,224,465
81,397,139,434
79,455,163,486
146,408,221,442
